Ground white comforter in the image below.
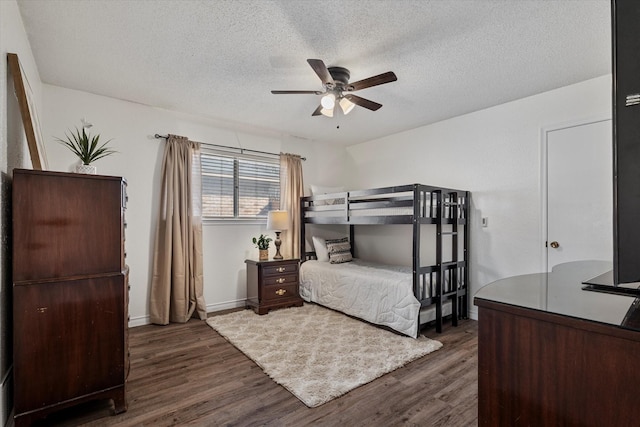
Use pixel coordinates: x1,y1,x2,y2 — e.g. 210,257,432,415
299,259,420,337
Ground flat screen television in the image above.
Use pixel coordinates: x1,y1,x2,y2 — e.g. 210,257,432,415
611,0,640,285
583,0,640,295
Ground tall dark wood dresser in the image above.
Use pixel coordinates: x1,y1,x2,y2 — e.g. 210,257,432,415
12,168,128,426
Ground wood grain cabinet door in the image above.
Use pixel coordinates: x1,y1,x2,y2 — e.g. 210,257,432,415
13,275,125,413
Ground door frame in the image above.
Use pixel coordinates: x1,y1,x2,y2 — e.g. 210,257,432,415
539,113,611,273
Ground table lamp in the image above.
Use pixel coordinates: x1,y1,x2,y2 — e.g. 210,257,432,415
267,210,289,260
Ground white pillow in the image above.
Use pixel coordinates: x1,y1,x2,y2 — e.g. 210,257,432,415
310,185,345,206
310,185,344,195
312,236,329,262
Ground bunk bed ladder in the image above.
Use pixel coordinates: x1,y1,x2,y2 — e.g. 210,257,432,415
435,190,444,333
413,184,421,338
446,191,470,321
436,190,465,332
448,192,460,327
461,191,470,318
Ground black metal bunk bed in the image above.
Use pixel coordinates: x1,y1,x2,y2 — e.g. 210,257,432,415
299,183,470,334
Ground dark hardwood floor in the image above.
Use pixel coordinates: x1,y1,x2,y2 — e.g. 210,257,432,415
35,309,478,427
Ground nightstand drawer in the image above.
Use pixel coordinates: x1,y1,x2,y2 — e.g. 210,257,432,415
263,263,299,276
262,283,299,301
263,273,298,286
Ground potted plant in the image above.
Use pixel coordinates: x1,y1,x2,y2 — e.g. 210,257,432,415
55,119,116,174
252,234,272,261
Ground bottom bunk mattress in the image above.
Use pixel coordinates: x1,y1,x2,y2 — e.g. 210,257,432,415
299,259,420,337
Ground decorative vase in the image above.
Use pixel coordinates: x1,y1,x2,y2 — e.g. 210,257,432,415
259,249,269,261
76,163,97,174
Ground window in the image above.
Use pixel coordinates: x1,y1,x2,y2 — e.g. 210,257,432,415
201,149,280,220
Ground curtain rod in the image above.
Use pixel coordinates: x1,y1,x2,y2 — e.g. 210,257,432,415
154,134,306,161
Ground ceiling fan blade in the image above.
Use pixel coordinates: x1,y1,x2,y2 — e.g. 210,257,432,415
347,71,397,91
307,59,335,87
312,105,323,116
344,94,382,111
271,90,323,95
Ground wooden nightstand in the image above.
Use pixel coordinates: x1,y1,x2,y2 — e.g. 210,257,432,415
245,258,303,314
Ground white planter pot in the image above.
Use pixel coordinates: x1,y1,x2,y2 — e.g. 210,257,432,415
76,164,97,174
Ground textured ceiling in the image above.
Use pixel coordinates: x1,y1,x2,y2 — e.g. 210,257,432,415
17,0,611,146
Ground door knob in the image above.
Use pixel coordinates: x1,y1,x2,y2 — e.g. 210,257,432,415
550,241,560,249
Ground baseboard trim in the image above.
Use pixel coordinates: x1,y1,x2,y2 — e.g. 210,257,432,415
128,299,247,328
206,299,247,314
128,315,150,328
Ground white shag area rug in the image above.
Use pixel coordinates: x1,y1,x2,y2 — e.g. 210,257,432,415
206,303,443,407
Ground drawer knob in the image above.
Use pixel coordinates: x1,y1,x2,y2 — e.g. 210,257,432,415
277,267,286,272
276,277,285,284
275,288,287,296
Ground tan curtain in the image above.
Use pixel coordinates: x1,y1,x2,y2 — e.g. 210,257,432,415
150,135,207,325
280,153,304,259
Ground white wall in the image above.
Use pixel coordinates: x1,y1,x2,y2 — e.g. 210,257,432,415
41,85,353,326
346,75,612,319
0,1,44,425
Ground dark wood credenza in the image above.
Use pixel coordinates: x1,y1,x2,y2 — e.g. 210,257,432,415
474,261,640,427
12,169,128,427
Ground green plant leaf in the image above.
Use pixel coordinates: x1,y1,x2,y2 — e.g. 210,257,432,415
252,234,272,249
55,124,116,165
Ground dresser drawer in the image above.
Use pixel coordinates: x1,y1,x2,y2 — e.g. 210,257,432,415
262,283,299,302
263,262,299,276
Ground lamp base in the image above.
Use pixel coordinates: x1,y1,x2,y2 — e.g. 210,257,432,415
273,231,283,259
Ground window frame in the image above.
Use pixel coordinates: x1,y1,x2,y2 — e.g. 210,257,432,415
200,147,281,225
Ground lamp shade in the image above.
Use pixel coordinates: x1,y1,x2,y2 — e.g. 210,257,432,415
267,210,289,231
321,93,336,109
320,107,334,117
339,97,355,115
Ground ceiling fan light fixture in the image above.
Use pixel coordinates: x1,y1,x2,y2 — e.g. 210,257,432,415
271,59,397,117
320,93,336,109
339,97,355,115
320,107,334,117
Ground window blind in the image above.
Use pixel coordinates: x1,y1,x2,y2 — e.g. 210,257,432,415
201,150,280,219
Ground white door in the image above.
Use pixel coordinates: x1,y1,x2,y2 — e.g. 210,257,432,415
546,119,612,271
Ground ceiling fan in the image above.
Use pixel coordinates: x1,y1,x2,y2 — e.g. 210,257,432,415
271,59,397,117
